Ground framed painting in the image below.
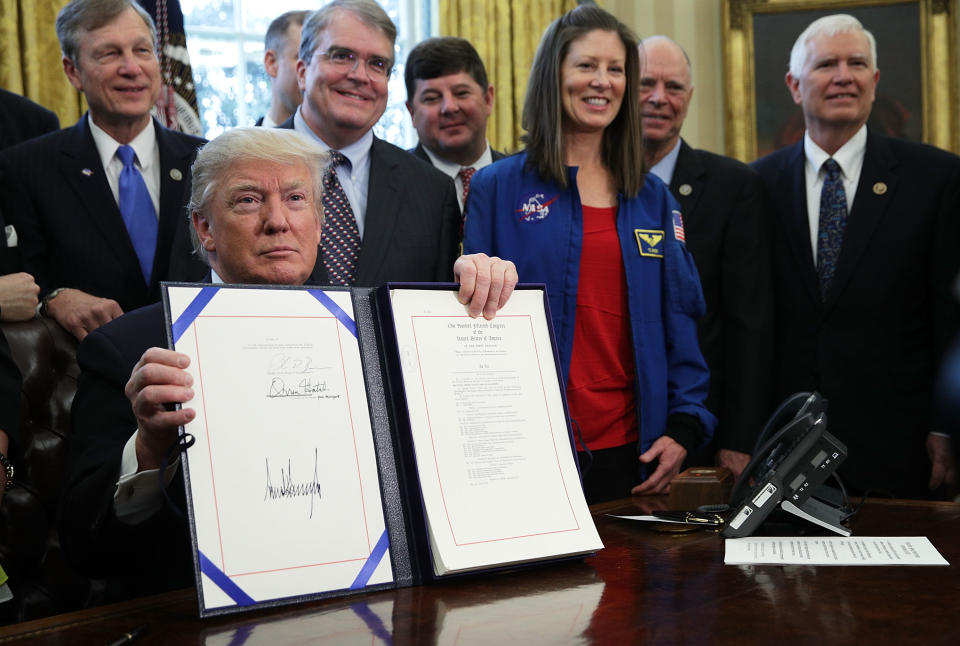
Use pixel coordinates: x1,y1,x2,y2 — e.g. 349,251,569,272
722,0,958,161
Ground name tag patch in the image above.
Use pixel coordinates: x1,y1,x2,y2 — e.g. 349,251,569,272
635,229,664,258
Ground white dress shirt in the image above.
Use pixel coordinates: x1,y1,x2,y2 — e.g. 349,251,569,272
803,125,867,264
420,142,494,211
88,117,161,218
292,107,372,237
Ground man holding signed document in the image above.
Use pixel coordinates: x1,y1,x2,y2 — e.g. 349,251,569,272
59,127,517,601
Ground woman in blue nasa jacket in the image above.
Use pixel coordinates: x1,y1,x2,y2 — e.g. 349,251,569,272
463,5,715,503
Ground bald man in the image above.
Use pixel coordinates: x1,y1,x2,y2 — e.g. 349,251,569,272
639,36,774,477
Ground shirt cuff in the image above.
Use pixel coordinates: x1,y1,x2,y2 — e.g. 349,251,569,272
114,429,180,524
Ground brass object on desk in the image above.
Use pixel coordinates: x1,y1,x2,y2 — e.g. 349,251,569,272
667,466,733,510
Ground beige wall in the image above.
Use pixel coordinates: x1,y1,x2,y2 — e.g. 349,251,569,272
607,0,727,154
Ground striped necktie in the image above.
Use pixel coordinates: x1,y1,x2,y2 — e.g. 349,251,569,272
321,151,361,285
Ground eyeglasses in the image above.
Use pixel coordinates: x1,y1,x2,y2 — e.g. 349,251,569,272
316,47,392,79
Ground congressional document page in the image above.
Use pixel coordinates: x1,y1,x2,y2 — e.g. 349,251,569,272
389,288,602,575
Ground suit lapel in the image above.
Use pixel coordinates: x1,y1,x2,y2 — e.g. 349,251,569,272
824,131,896,310
355,137,400,285
411,142,430,164
155,120,196,288
57,116,143,281
669,140,705,227
780,142,821,303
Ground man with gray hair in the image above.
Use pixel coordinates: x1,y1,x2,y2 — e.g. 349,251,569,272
256,10,310,127
60,126,517,600
639,36,773,478
752,14,960,497
0,0,207,341
282,1,481,299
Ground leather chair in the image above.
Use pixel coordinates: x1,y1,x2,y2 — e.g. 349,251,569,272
0,317,102,623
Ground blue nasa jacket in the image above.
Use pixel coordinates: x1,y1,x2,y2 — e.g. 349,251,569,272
463,152,715,455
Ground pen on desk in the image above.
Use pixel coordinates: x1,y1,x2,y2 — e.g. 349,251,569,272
106,623,148,646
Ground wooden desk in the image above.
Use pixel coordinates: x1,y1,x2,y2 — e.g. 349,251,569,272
2,498,958,645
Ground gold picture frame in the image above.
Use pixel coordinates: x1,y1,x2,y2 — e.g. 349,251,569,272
722,0,959,162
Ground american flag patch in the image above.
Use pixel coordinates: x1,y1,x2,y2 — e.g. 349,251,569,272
672,210,686,243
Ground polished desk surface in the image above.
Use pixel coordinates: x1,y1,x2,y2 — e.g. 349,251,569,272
2,497,958,645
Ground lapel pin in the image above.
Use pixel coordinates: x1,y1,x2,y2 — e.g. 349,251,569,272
170,169,183,181
678,183,692,196
873,182,887,195
81,168,93,176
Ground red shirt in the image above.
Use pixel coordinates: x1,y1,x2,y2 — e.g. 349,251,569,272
566,204,638,450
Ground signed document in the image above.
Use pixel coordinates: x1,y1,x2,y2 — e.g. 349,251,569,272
389,288,602,575
165,285,391,615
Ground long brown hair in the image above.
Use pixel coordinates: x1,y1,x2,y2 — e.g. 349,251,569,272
521,5,646,197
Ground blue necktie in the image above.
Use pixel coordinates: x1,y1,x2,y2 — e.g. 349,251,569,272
116,145,158,284
816,158,847,299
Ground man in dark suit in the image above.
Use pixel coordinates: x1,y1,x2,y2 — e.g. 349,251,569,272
0,0,206,341
255,10,309,128
60,126,516,602
639,36,774,478
752,14,960,497
0,89,59,313
282,0,469,291
404,37,505,214
0,88,59,152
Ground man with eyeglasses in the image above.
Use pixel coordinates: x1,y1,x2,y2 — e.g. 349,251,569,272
280,0,503,296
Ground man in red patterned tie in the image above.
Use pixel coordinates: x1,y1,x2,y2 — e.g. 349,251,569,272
404,37,505,216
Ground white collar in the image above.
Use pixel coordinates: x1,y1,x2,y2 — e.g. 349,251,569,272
88,116,156,171
803,124,867,177
421,141,493,176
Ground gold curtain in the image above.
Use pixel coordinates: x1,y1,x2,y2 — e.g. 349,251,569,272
0,0,84,127
440,0,579,153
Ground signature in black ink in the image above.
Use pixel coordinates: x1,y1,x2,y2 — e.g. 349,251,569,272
268,377,330,398
267,352,317,375
264,448,322,518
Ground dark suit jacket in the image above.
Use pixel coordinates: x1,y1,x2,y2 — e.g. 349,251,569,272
279,116,460,286
0,89,59,270
752,130,960,496
408,141,506,165
669,141,774,453
0,115,208,309
0,88,59,152
60,302,193,599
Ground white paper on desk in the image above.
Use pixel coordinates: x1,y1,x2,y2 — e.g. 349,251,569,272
389,288,602,575
724,536,949,566
166,285,391,613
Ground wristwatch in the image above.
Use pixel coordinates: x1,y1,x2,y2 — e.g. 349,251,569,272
38,287,67,318
0,451,12,491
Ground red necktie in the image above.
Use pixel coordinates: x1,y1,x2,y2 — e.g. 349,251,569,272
457,166,476,238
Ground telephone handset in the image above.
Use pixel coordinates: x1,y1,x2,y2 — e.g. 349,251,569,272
721,392,849,538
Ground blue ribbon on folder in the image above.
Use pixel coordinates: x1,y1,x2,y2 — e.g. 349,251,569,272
171,286,220,343
309,289,358,339
350,529,390,590
199,551,255,607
